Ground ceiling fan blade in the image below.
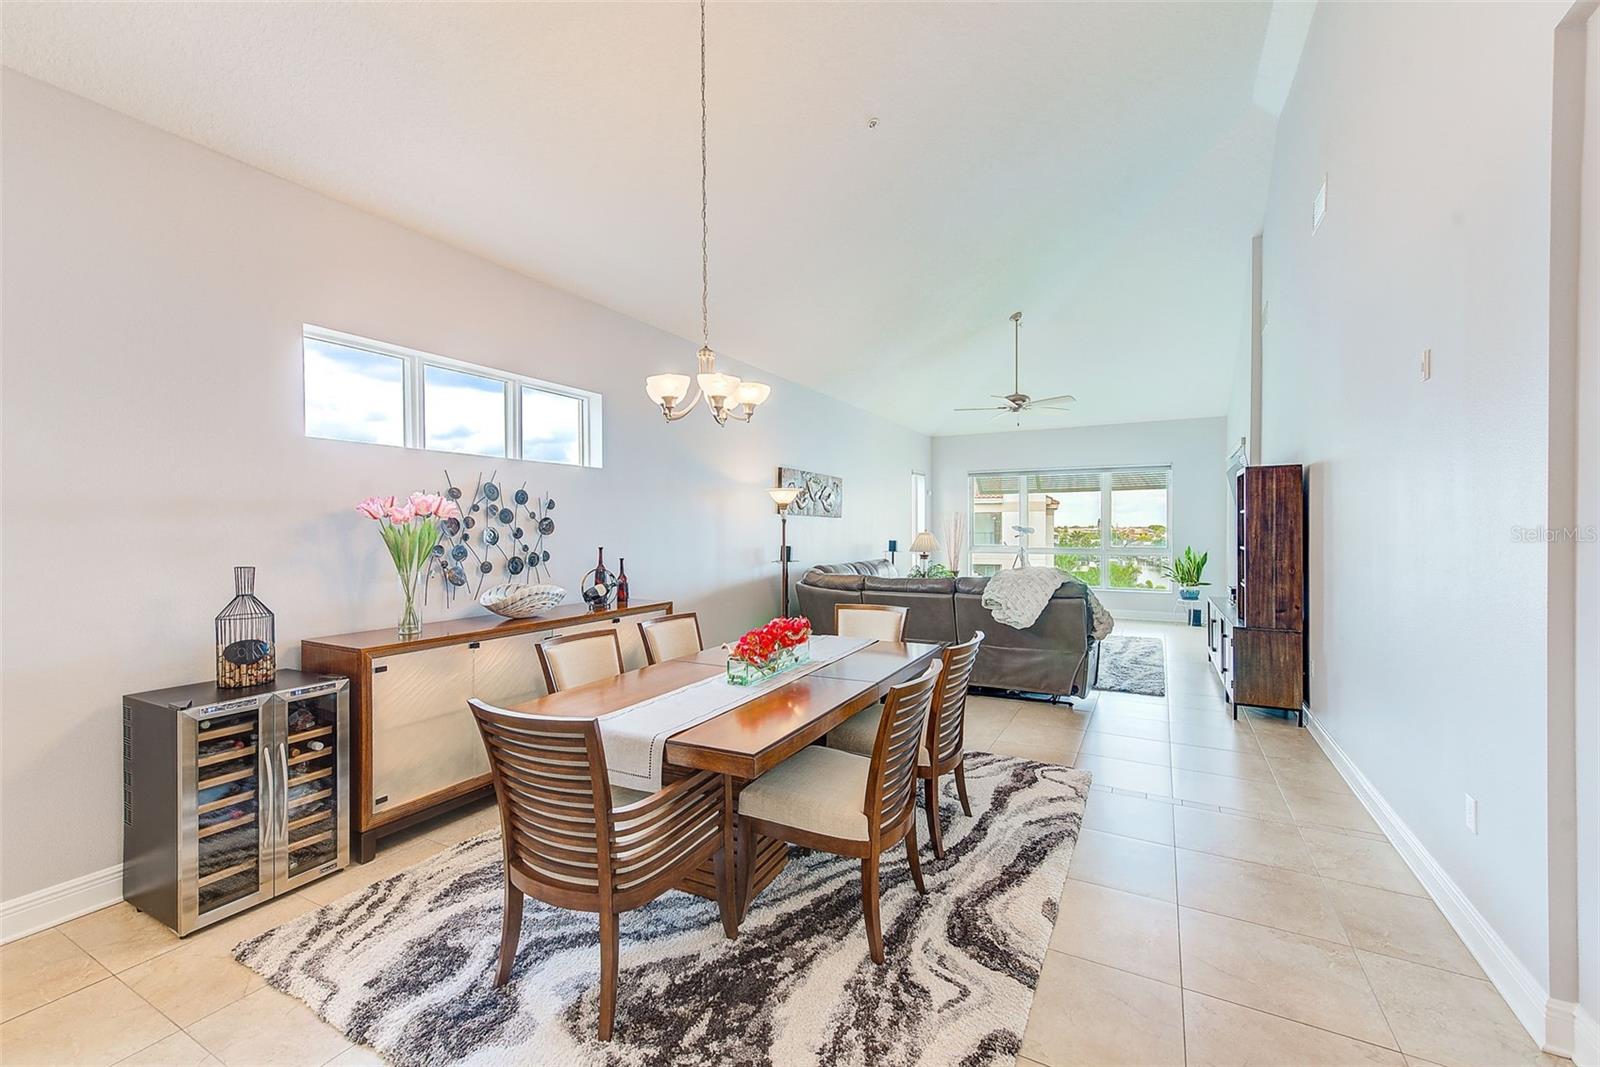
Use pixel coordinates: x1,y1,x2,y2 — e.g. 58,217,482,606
1031,405,1075,413
1028,394,1077,406
954,405,1007,412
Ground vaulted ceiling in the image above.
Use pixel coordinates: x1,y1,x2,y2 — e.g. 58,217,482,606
3,1,1305,435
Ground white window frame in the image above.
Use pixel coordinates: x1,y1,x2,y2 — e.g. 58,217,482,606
911,471,929,536
303,324,602,467
966,465,1174,593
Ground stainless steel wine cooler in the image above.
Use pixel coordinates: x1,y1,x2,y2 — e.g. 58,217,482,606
122,670,350,935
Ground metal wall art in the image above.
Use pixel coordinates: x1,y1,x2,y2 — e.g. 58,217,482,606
425,471,557,605
776,466,844,518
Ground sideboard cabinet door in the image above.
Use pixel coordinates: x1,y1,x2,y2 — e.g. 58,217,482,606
369,644,476,817
473,633,547,710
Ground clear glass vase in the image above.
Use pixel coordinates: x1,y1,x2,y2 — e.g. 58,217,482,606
726,641,811,686
397,577,421,638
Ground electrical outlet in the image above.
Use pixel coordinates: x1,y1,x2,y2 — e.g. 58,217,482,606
1421,348,1432,382
1464,794,1477,834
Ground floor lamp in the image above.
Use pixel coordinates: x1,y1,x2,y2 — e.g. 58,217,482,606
768,486,803,616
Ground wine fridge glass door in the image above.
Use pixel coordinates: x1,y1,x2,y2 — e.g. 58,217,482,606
181,696,274,934
275,683,350,890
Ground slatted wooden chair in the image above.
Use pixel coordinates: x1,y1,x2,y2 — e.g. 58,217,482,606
834,603,908,641
637,612,704,665
826,632,984,858
469,700,734,1041
734,661,940,963
537,629,625,692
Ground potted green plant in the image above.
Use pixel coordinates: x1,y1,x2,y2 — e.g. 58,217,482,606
1161,546,1209,601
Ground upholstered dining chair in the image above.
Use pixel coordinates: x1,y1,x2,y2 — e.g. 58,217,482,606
638,612,704,665
834,603,908,641
734,661,941,964
468,700,734,1041
537,630,625,692
826,632,984,859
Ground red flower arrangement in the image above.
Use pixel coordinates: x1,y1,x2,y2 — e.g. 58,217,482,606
730,616,812,667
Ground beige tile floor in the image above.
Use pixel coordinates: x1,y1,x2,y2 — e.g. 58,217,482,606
0,622,1569,1066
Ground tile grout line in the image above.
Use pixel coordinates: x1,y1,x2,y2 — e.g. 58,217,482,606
1159,639,1192,1067
1335,873,1407,1055
1181,984,1419,1059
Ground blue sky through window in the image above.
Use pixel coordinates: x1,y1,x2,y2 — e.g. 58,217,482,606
424,365,507,457
303,338,404,446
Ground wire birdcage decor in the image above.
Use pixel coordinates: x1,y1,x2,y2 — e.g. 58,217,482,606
215,566,275,689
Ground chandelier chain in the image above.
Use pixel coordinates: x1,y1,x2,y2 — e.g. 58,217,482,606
700,0,710,348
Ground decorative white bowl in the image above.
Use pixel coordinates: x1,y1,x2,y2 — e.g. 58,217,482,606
480,583,567,619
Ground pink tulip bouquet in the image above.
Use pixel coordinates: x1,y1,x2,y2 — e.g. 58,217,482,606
356,492,462,637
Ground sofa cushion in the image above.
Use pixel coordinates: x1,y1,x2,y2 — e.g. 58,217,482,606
955,574,1092,600
863,576,954,595
809,559,896,577
804,572,866,591
858,576,958,642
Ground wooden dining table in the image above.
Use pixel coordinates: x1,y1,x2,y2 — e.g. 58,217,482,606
506,638,942,913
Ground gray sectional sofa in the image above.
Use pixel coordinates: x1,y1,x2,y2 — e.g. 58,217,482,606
795,559,1100,700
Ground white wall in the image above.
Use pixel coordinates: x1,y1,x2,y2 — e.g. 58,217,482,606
1223,235,1263,589
929,418,1230,619
1575,5,1599,1049
1257,0,1576,1038
0,72,930,905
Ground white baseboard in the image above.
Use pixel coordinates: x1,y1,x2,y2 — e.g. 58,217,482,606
0,864,122,944
1116,609,1191,622
1567,1002,1599,1067
1304,709,1571,1058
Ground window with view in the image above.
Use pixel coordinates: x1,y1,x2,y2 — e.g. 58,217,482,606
968,467,1172,590
301,326,601,467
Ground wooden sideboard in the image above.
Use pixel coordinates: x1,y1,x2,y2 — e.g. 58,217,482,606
1206,463,1305,723
303,599,671,861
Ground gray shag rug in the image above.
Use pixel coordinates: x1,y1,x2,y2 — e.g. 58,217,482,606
1095,635,1167,696
234,752,1089,1067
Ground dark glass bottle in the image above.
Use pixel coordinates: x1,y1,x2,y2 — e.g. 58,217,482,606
616,558,630,607
582,547,614,610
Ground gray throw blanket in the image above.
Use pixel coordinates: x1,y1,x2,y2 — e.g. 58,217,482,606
980,568,1115,639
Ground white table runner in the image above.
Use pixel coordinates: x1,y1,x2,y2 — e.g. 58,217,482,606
597,634,873,793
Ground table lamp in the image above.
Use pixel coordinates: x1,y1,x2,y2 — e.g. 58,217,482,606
910,531,939,573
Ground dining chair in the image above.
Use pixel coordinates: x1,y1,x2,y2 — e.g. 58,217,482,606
469,699,734,1041
825,631,984,859
835,603,908,641
638,612,704,665
537,629,625,692
734,661,941,964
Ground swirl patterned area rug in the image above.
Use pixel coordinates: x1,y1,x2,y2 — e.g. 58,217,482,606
234,753,1089,1067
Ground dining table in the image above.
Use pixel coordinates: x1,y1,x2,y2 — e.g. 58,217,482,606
506,638,943,914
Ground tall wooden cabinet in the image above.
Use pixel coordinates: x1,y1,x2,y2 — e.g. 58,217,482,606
1206,465,1305,722
303,599,671,860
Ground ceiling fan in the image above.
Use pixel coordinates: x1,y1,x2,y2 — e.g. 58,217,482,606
954,311,1076,418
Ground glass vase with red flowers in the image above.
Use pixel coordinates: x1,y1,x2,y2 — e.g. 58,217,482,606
725,616,812,686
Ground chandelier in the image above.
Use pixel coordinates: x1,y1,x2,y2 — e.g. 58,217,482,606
644,0,771,425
